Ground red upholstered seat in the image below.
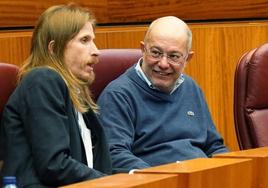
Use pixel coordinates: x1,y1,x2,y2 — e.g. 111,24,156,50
234,43,268,150
90,49,142,101
0,62,19,168
0,63,19,118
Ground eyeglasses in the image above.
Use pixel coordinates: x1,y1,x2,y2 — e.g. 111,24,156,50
144,47,187,64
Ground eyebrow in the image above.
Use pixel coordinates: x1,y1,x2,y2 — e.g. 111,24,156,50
150,47,183,55
80,33,94,40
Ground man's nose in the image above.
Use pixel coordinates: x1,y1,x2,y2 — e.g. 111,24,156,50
158,55,170,68
91,42,100,56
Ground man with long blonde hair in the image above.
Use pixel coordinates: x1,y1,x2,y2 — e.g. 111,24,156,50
0,4,111,187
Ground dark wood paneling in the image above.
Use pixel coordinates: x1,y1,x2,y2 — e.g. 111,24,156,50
107,0,268,23
0,0,107,28
1,0,268,28
0,30,32,65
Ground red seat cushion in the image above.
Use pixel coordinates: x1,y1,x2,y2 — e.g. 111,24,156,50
234,43,268,149
0,63,19,117
90,49,142,101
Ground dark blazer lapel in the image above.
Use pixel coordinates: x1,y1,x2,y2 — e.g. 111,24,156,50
83,110,112,174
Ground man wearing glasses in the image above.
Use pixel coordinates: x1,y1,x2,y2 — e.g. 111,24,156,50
97,16,229,173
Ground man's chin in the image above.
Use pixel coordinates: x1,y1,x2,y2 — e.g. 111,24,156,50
87,77,95,85
80,74,95,85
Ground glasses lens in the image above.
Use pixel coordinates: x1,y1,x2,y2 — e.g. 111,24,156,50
146,47,186,64
150,49,162,59
169,54,180,62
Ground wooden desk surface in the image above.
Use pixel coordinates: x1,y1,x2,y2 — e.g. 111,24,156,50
214,146,268,158
135,158,253,188
60,173,178,188
135,158,251,173
213,147,268,188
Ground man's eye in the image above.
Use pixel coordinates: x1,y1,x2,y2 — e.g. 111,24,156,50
169,54,181,60
151,50,162,57
81,37,89,43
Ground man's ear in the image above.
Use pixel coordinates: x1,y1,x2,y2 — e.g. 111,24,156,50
186,51,194,62
48,40,55,54
140,41,145,53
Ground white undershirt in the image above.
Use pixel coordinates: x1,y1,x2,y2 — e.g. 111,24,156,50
76,110,93,168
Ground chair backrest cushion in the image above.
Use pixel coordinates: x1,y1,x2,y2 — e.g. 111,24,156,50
0,63,19,118
0,62,19,164
234,43,268,149
90,49,142,100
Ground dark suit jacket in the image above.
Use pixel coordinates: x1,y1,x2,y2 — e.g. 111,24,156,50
0,68,112,188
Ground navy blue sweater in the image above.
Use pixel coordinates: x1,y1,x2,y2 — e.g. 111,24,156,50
98,65,228,173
